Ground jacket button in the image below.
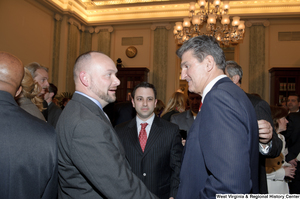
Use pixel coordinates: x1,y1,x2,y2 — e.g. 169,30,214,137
143,173,146,176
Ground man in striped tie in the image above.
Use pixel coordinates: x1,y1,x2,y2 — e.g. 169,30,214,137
115,82,183,199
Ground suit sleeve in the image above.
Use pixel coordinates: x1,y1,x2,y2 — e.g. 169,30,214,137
200,90,257,196
70,119,158,199
283,114,300,162
169,126,183,198
255,100,282,158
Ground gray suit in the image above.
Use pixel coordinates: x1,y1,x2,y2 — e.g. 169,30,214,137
56,93,158,199
170,110,194,133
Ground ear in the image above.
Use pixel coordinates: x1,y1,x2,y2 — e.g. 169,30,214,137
79,71,89,87
154,99,157,108
231,75,240,85
49,92,55,98
131,98,135,108
205,55,214,72
15,86,22,97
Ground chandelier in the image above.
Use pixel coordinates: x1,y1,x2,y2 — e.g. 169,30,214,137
173,0,245,46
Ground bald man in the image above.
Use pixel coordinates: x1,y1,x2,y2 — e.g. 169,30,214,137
56,51,158,199
0,52,58,199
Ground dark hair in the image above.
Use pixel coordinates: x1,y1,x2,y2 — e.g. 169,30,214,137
131,82,157,99
288,93,300,102
225,60,243,84
49,83,58,97
176,35,226,71
270,105,289,130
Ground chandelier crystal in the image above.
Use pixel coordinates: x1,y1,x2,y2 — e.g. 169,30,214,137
173,0,245,46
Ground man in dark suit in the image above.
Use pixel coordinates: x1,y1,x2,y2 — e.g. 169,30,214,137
170,91,201,134
45,83,62,128
0,52,57,199
225,60,282,194
115,82,183,199
282,107,300,193
56,51,158,199
175,36,259,198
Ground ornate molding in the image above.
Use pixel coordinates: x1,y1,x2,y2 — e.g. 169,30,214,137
246,20,270,28
68,17,81,30
94,26,114,33
54,13,63,21
81,25,95,33
151,23,172,31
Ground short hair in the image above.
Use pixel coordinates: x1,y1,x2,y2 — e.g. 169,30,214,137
131,82,157,99
176,35,226,71
49,83,58,97
25,62,48,79
225,60,243,84
270,105,288,131
73,51,103,81
288,93,300,102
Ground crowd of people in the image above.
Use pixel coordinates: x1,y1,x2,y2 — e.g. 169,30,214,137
0,35,299,199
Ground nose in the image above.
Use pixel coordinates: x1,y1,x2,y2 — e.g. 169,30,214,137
285,118,289,123
114,76,121,86
45,80,50,88
181,68,187,80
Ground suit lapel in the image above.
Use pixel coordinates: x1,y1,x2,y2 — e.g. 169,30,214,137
186,110,194,128
127,118,144,155
143,117,162,156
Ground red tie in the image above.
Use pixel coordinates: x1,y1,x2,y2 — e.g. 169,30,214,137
199,102,203,112
139,123,148,152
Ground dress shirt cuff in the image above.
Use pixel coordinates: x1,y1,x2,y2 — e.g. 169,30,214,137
259,141,272,155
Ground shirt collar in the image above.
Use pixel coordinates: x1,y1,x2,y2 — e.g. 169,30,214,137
202,75,227,103
136,113,155,128
75,91,103,110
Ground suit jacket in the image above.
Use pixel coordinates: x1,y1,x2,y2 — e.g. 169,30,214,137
56,93,158,199
48,102,62,128
115,116,183,199
246,93,282,194
0,90,57,199
282,112,300,193
170,109,194,133
162,110,179,122
17,97,46,121
176,77,259,199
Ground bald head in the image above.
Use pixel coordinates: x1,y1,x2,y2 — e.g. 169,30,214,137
0,52,24,96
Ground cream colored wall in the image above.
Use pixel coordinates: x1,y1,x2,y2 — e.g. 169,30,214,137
0,0,54,81
1,0,300,104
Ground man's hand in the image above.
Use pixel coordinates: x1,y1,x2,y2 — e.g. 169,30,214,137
258,120,273,145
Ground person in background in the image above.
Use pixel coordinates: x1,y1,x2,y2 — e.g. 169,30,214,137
115,82,183,199
45,83,62,128
154,99,165,117
175,36,259,198
0,51,57,199
287,94,300,113
161,92,185,121
25,62,50,120
225,60,282,194
56,51,158,199
265,106,296,194
61,97,71,110
16,67,46,121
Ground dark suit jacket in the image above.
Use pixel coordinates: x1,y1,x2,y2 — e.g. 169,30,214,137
282,112,300,193
0,90,57,199
246,93,282,194
170,110,194,133
48,102,62,128
56,93,158,199
176,77,259,198
115,116,183,199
